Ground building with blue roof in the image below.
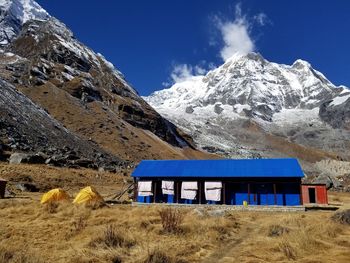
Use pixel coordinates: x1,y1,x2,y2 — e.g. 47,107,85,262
132,158,305,206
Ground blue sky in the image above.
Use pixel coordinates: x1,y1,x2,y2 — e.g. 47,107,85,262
37,0,350,95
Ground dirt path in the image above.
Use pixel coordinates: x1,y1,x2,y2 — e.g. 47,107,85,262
202,224,255,263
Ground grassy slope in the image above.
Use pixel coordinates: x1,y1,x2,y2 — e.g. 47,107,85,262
0,194,349,263
17,83,215,163
0,164,350,263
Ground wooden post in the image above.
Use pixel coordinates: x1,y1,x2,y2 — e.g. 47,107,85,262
153,181,156,203
133,178,137,202
222,182,226,205
248,183,250,204
198,181,202,204
273,183,277,205
176,181,180,203
299,181,303,205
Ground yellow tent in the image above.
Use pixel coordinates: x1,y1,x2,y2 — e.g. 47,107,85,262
73,186,104,205
41,188,70,204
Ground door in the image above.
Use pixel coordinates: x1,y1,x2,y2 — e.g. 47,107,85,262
308,188,316,203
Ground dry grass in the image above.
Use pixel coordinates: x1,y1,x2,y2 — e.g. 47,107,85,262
267,224,290,237
0,248,43,263
0,183,349,262
89,224,136,249
332,209,350,225
43,201,59,214
159,208,184,234
0,163,129,193
143,248,175,263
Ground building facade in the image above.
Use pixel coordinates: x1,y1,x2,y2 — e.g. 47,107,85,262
132,159,323,206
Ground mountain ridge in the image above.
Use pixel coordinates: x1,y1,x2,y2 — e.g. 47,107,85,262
146,52,347,122
144,52,350,180
0,0,213,169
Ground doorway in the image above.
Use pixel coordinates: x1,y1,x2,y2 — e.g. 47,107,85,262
308,188,316,203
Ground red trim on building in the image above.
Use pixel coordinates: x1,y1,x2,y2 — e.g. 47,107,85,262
301,184,328,205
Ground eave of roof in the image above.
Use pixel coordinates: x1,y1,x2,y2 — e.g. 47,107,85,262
131,158,304,178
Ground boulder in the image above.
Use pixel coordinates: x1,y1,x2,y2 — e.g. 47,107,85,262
331,209,350,225
9,152,46,164
313,174,343,190
9,153,30,164
185,106,194,114
27,154,46,164
73,158,94,168
45,154,66,166
313,174,333,189
207,209,226,217
100,165,117,173
214,104,224,114
192,208,206,218
15,182,39,192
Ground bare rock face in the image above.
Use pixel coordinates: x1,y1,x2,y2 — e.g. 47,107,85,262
1,79,123,168
319,91,350,130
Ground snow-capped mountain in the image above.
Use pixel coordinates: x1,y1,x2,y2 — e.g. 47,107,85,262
0,0,208,167
146,52,345,121
145,52,350,163
0,0,48,46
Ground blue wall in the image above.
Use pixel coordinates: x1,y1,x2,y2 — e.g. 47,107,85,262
135,178,302,206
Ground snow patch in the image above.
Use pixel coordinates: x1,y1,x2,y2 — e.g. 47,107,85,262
330,94,350,107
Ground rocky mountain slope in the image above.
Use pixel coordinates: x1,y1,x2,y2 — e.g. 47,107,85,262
0,0,212,169
145,52,350,184
0,78,123,169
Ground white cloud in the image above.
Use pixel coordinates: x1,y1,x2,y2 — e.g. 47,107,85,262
162,3,268,87
194,65,206,75
216,3,255,61
162,62,209,87
170,64,194,83
254,13,268,26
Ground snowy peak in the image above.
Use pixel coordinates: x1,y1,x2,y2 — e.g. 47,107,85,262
144,52,350,161
292,59,311,69
0,0,49,45
145,52,342,122
0,0,49,23
0,0,137,95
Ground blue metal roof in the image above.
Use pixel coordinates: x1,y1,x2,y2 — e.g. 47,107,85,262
131,158,304,178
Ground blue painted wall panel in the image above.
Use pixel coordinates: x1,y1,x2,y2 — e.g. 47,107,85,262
236,193,248,205
259,194,268,205
228,192,235,205
276,194,284,205
166,194,174,203
137,196,152,203
285,194,300,206
267,193,275,205
249,195,258,205
283,183,301,206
